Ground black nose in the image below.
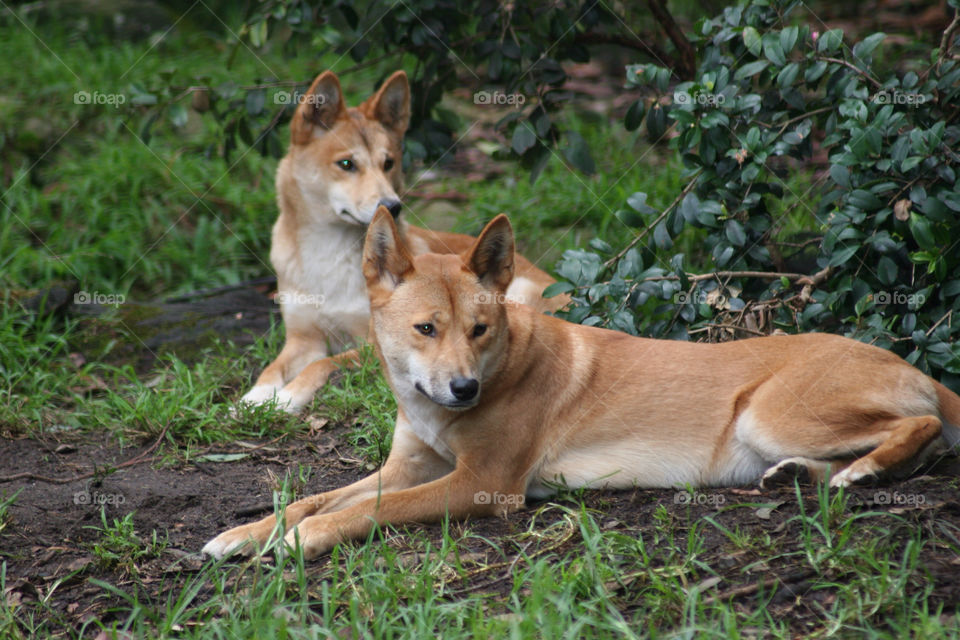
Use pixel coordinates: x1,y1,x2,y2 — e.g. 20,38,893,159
449,377,479,402
379,199,402,218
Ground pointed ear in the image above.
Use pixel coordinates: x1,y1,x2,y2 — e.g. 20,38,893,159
290,71,347,145
466,214,515,292
363,206,415,294
364,71,410,137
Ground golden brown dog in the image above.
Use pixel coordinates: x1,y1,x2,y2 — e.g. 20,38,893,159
205,208,960,559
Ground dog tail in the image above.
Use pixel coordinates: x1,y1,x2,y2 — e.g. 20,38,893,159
934,380,960,448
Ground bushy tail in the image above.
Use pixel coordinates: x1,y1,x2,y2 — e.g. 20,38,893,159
934,380,960,448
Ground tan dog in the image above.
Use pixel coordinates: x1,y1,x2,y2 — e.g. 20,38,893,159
240,70,561,412
206,209,960,559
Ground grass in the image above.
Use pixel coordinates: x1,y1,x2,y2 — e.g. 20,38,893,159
87,509,168,573
7,490,957,638
1,5,959,640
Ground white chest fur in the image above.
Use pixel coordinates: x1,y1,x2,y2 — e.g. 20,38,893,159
271,219,371,341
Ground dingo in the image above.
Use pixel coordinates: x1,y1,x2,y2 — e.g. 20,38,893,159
205,209,960,559
240,70,562,413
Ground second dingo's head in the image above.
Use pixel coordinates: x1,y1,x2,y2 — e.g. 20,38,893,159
363,209,516,410
285,70,410,226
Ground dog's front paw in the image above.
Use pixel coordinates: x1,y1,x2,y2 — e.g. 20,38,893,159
272,389,302,414
239,385,283,407
282,516,338,560
202,520,277,559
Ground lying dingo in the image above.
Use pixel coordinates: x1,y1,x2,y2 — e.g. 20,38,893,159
205,208,960,559
240,70,562,413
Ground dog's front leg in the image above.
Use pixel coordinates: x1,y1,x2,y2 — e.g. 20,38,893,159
202,429,450,558
241,330,328,408
284,466,523,559
274,349,363,411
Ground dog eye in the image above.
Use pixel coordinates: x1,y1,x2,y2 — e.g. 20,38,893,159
473,324,487,338
337,159,356,171
415,323,435,337
384,158,394,171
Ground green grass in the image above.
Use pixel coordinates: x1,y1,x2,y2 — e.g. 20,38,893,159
6,490,958,638
87,509,168,573
311,344,397,465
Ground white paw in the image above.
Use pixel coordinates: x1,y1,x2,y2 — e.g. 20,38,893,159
202,533,252,559
282,523,335,559
273,389,301,414
239,385,282,406
829,467,863,488
760,458,810,488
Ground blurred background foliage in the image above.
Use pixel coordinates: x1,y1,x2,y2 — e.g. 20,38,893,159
2,0,959,389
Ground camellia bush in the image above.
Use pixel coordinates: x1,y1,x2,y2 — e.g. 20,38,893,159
548,0,960,388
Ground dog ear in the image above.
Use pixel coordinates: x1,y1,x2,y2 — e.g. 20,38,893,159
466,214,515,292
365,71,410,137
291,71,347,145
364,206,415,294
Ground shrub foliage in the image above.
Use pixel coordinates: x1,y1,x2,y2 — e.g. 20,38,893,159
549,0,960,388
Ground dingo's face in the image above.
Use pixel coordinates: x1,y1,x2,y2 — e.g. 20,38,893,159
287,71,410,226
363,209,517,410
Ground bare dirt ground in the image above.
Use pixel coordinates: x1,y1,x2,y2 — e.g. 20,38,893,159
3,423,960,634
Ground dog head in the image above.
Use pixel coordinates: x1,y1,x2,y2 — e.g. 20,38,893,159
286,70,410,226
363,208,516,410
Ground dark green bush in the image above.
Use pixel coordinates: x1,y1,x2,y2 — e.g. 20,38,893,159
550,0,960,388
124,0,694,177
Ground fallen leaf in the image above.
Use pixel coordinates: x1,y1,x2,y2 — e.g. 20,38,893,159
696,576,723,592
197,453,250,463
756,501,785,520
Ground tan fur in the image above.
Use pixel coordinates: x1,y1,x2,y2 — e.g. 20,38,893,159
204,210,960,560
240,70,563,413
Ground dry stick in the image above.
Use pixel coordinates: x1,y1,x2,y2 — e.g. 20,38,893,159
0,424,170,484
642,270,808,283
604,173,703,269
688,323,766,337
646,0,696,79
702,568,817,606
818,56,883,89
573,32,671,67
937,9,960,73
925,310,953,337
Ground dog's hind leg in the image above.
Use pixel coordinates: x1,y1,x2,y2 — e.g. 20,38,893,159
760,456,850,488
829,415,941,487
